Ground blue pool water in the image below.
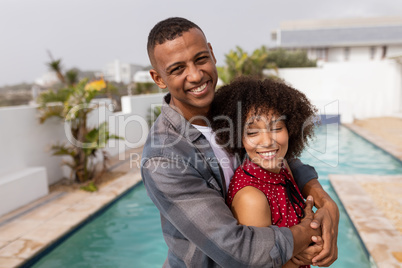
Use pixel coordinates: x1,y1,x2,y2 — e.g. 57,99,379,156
32,125,402,267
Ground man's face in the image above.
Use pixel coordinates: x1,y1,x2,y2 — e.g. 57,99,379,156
150,28,218,121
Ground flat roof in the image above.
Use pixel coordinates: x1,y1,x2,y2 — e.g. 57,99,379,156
277,17,402,48
280,16,402,30
279,25,402,48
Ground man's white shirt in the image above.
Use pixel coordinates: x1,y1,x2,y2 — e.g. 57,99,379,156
192,124,237,191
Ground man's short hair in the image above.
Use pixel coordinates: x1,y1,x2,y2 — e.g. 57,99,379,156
147,17,204,66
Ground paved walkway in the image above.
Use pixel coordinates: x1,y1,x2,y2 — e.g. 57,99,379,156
330,174,402,268
333,120,402,268
0,148,143,268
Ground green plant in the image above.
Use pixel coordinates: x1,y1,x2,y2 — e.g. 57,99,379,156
266,48,316,68
218,46,278,83
218,46,316,84
38,78,123,187
135,82,160,94
147,105,162,127
65,68,79,86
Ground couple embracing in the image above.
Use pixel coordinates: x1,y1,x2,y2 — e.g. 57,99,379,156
141,17,339,268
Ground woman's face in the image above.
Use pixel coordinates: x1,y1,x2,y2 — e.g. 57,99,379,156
242,110,289,173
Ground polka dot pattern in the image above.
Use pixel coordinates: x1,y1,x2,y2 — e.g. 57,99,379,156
227,159,306,228
227,159,310,267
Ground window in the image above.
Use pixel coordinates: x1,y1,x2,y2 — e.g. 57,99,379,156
382,46,387,59
344,47,350,61
316,48,328,61
370,47,376,60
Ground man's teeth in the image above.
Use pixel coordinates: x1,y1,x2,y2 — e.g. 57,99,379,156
190,83,207,92
259,151,276,157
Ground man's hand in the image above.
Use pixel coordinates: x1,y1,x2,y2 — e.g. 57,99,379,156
290,196,321,256
292,236,323,266
310,198,339,266
302,179,339,267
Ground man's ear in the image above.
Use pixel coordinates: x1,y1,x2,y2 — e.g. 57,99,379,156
149,69,167,89
208,43,217,64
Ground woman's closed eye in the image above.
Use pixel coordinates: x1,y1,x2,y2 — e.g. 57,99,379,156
246,129,259,136
271,127,283,132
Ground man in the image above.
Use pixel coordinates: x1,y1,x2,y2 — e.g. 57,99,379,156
141,17,339,267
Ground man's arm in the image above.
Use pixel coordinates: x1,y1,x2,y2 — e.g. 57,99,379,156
289,159,339,267
142,156,297,267
288,158,318,191
302,179,339,267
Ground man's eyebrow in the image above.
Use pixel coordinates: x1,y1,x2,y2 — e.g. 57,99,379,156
194,50,210,58
165,61,184,73
165,50,210,73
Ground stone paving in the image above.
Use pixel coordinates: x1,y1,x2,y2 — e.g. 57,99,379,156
330,174,402,268
332,122,402,268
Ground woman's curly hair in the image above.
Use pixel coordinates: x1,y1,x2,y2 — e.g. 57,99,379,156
209,76,318,161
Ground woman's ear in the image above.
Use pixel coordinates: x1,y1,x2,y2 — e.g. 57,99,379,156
149,69,167,89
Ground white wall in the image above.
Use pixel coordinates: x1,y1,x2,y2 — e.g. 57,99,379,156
349,47,370,61
272,60,402,123
0,105,67,184
388,45,402,58
327,47,344,62
121,93,165,119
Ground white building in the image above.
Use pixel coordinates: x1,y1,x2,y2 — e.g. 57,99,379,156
133,70,153,83
34,72,59,87
268,17,402,122
271,17,402,62
103,59,143,84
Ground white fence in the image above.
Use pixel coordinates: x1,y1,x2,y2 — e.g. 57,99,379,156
265,60,402,123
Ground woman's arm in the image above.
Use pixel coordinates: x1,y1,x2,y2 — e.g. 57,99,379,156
231,186,272,227
231,186,319,268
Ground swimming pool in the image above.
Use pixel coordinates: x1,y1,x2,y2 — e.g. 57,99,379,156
31,125,402,267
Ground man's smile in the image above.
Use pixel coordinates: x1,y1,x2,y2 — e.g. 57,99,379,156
188,81,209,95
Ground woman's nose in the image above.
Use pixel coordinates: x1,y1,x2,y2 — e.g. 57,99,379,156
259,131,275,147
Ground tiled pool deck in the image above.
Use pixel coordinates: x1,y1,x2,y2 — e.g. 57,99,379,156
335,123,402,268
0,122,401,267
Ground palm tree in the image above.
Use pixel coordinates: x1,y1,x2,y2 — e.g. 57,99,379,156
47,50,66,84
65,68,79,86
225,46,250,81
219,46,278,84
38,78,122,185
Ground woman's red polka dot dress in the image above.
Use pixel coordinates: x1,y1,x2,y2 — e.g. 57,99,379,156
227,158,309,268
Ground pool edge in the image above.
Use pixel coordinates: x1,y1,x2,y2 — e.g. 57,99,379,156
329,174,402,268
17,173,143,268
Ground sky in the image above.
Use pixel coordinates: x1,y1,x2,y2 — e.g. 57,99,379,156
1,0,402,86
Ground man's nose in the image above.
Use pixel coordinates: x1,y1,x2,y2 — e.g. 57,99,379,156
186,64,203,83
